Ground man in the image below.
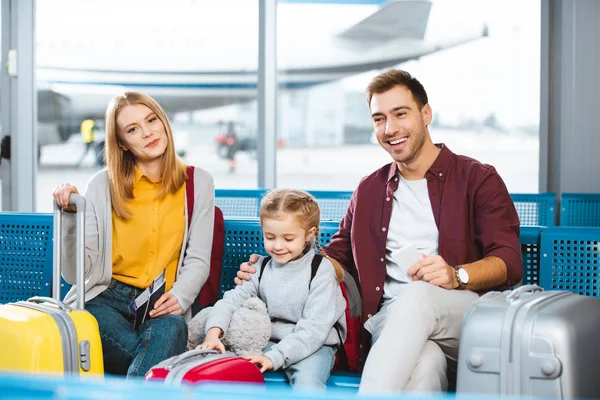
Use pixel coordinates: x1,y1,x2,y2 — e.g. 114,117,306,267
236,69,523,394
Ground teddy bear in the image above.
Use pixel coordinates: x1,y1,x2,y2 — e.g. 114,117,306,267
187,296,272,357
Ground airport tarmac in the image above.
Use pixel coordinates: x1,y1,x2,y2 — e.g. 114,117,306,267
3,128,539,213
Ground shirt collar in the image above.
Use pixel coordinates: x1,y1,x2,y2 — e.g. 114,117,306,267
427,143,452,182
133,166,160,187
386,142,453,183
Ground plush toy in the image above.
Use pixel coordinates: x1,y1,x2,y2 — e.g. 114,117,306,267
187,296,272,357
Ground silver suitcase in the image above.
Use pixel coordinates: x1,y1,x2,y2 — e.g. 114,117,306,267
457,285,600,398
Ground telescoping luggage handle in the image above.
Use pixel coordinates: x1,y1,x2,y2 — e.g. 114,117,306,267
506,284,544,302
52,193,86,310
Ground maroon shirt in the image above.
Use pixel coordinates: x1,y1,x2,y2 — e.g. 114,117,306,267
324,144,523,323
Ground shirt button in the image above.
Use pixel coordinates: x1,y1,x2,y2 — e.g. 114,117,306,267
382,227,386,232
150,250,155,255
145,271,150,276
153,206,157,210
152,228,156,232
394,178,398,182
368,314,372,319
386,197,390,201
380,258,384,262
439,172,443,177
375,286,380,291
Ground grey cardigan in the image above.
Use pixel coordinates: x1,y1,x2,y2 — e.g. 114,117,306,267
61,167,215,320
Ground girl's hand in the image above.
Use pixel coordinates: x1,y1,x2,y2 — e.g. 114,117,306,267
149,292,182,317
243,355,274,373
53,183,80,213
196,338,226,354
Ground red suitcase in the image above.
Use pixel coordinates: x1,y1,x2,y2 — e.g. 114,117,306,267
145,349,265,385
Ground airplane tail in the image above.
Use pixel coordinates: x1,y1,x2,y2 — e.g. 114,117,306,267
336,0,432,43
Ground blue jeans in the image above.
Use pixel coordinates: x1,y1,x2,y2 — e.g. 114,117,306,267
86,279,188,378
264,341,336,390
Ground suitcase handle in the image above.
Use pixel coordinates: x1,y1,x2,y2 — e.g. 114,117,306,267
506,284,544,302
53,193,86,310
27,296,71,311
163,349,219,369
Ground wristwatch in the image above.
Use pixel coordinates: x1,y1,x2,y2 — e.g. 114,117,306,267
454,266,469,289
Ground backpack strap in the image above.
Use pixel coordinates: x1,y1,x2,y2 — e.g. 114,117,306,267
311,254,349,369
259,253,322,286
309,254,323,290
185,165,194,228
334,322,349,369
258,256,272,284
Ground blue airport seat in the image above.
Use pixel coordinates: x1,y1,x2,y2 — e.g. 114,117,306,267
264,370,361,391
510,193,556,226
219,219,341,299
215,189,266,218
307,190,353,221
215,189,353,220
219,218,267,298
560,193,600,227
0,213,53,303
520,226,542,286
0,212,72,303
539,227,600,298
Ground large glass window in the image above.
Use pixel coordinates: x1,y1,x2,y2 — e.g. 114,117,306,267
35,0,259,212
276,0,540,193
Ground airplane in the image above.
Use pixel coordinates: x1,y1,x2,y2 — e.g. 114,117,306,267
32,0,488,148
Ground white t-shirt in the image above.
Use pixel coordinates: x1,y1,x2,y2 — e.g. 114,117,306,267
383,175,439,301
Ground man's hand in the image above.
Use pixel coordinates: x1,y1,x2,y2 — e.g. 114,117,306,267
408,255,458,290
234,253,260,286
243,354,274,373
149,292,182,317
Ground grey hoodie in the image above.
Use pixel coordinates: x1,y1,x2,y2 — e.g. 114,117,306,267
206,248,347,370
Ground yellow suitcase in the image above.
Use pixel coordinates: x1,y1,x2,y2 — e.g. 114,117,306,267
0,194,104,377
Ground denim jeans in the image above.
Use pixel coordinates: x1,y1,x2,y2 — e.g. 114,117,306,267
264,341,335,390
86,279,188,378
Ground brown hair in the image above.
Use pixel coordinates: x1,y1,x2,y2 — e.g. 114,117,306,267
259,189,344,282
104,91,186,219
366,69,429,110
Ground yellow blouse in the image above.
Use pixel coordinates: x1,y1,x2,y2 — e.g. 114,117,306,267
111,167,185,291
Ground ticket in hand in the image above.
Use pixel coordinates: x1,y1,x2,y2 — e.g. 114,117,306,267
388,244,423,282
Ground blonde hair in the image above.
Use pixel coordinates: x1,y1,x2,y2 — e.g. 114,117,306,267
104,91,186,219
259,189,344,282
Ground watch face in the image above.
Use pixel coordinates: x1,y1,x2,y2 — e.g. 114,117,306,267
458,268,469,284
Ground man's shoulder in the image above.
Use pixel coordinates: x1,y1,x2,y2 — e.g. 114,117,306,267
451,152,497,181
357,162,394,188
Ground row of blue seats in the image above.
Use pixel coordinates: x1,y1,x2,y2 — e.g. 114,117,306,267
218,220,600,300
215,190,600,227
1,214,598,305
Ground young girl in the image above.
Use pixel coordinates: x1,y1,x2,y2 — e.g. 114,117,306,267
198,189,347,389
53,92,215,377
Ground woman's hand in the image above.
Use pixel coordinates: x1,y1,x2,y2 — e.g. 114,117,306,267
52,183,80,213
243,355,274,373
149,292,182,318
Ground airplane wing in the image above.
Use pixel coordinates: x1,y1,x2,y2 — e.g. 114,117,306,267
336,0,432,43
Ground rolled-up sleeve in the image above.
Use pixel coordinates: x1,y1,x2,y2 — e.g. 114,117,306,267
474,167,523,287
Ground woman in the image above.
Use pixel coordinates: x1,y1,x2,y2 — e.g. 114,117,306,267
53,92,215,377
